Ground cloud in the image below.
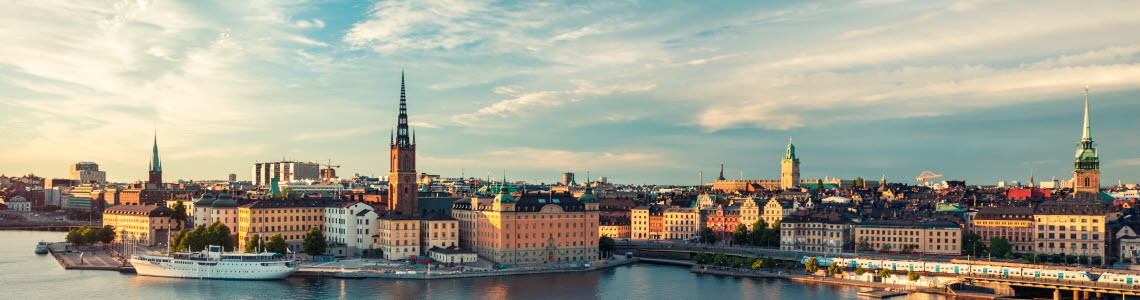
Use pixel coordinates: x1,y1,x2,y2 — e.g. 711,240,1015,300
295,19,325,28
451,80,655,127
291,126,385,142
423,147,679,172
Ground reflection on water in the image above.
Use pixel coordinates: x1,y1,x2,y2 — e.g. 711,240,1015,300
3,231,948,299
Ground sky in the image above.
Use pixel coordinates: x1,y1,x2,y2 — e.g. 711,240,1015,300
1,0,1138,186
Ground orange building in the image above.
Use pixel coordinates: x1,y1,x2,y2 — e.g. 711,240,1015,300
451,187,600,265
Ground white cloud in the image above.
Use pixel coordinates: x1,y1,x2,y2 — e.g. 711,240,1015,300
423,147,679,172
451,80,655,127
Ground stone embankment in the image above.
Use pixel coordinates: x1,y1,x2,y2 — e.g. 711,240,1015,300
294,257,639,279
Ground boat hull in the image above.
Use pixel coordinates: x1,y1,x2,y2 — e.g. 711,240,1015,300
130,258,298,280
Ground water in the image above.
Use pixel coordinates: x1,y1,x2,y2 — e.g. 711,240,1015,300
2,231,949,299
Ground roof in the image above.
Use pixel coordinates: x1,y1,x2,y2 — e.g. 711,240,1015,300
104,204,173,217
1034,201,1114,215
379,212,420,221
355,209,372,217
421,210,456,221
856,219,961,229
429,246,475,255
974,207,1034,220
242,199,342,209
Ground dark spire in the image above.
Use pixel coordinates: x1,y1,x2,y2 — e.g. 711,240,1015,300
395,69,412,148
717,163,725,181
150,131,161,172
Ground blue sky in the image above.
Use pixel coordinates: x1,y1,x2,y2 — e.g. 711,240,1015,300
1,0,1138,185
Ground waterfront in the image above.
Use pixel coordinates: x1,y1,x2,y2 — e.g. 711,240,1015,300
2,231,954,299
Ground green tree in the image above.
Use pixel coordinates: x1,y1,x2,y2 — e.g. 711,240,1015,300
66,226,87,245
712,252,729,266
82,226,100,244
963,234,987,257
764,221,781,247
853,177,865,189
303,227,328,256
1024,253,1036,263
763,257,777,269
750,219,768,246
827,262,842,276
245,234,263,253
266,234,288,254
171,229,189,252
816,179,824,192
282,188,297,200
97,225,116,244
170,201,187,230
857,237,873,252
879,269,892,279
731,223,750,245
184,225,209,252
1092,256,1103,265
205,221,234,251
907,270,920,281
599,236,617,257
989,237,1012,259
1107,256,1119,265
698,228,717,245
854,266,867,276
805,257,819,275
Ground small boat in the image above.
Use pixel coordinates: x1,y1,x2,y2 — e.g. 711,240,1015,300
35,241,49,254
129,245,299,280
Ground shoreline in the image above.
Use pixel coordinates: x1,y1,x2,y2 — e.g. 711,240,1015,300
686,264,1010,299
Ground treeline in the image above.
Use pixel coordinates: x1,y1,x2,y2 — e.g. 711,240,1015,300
65,225,116,245
698,219,781,247
692,252,792,269
171,221,234,252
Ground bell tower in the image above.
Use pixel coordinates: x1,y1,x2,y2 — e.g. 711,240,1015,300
389,70,419,216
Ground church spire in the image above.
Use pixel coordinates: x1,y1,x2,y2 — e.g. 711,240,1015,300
150,131,161,172
1081,85,1092,142
394,69,412,148
717,163,726,181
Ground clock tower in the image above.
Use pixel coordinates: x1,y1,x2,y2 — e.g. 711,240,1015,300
1073,86,1100,199
389,71,419,216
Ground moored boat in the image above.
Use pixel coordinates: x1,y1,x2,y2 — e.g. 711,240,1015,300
129,245,298,280
35,241,49,254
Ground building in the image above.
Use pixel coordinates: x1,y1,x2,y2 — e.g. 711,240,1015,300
148,135,162,188
740,198,762,230
762,198,795,226
1073,87,1101,199
388,71,419,216
428,246,478,264
236,200,330,253
780,211,853,254
701,204,742,242
2,195,31,211
781,139,801,190
854,220,963,255
251,161,321,186
971,207,1034,253
1033,201,1116,257
375,214,421,260
192,193,240,231
451,186,600,265
563,174,579,185
630,205,659,240
325,202,379,257
278,182,345,197
420,211,459,253
103,204,175,246
228,174,237,182
69,162,106,185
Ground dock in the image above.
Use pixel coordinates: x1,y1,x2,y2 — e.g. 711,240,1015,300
857,290,908,298
48,242,132,271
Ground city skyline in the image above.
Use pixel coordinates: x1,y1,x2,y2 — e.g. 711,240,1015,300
2,1,1140,185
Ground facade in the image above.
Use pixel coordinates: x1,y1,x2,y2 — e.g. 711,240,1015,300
740,198,762,230
780,139,801,190
375,214,421,260
251,161,321,186
599,219,631,239
854,220,963,255
103,204,175,246
661,206,699,240
324,202,378,257
971,207,1034,253
148,135,162,188
562,172,575,185
420,212,459,252
1073,87,1101,198
236,200,329,253
780,212,852,254
762,198,795,226
428,246,478,264
2,196,31,211
1033,201,1115,257
69,162,106,185
451,187,600,265
701,204,742,242
388,72,419,216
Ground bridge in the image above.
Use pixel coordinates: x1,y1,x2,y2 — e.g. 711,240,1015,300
965,274,1139,300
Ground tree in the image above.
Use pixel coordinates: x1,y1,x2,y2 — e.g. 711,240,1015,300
963,234,987,257
853,177,865,189
899,244,918,255
711,252,729,266
752,259,763,269
266,234,288,255
1024,253,1036,263
879,244,893,253
171,229,189,252
66,226,87,245
816,179,825,192
989,237,1012,259
827,262,842,276
907,270,920,281
303,227,328,256
764,221,781,247
857,237,874,252
1107,256,1119,265
207,221,234,251
170,201,187,230
731,257,746,268
599,236,617,257
731,223,750,245
854,266,867,276
281,188,297,200
878,269,892,279
698,228,717,245
1091,256,1103,266
97,225,116,244
805,257,819,275
183,225,209,252
1078,255,1090,265
245,234,263,253
763,257,777,269
82,226,100,244
750,219,768,246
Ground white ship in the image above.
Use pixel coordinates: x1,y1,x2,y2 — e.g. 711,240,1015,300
129,246,299,280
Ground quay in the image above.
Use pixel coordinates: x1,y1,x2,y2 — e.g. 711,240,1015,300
857,290,908,298
48,242,131,271
293,257,640,280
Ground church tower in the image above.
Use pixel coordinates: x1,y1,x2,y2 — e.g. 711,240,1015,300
389,71,419,216
148,133,163,188
1073,86,1100,197
780,138,800,190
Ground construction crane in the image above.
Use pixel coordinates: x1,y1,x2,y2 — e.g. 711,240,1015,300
318,159,340,180
915,171,943,185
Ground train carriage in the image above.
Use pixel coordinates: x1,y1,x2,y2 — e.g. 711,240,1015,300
1098,272,1140,285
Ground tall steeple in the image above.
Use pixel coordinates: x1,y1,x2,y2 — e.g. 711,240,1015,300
780,138,801,190
148,131,163,186
1073,85,1101,198
394,69,412,148
717,164,726,181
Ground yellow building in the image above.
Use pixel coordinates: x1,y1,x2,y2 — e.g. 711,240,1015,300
451,188,600,265
599,219,631,239
103,204,175,246
854,220,962,255
739,198,761,230
762,198,795,226
662,207,698,240
972,207,1034,253
236,200,328,253
420,212,459,253
780,212,852,254
1033,201,1118,257
375,214,421,260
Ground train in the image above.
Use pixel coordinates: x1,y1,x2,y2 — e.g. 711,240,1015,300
799,256,1140,285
